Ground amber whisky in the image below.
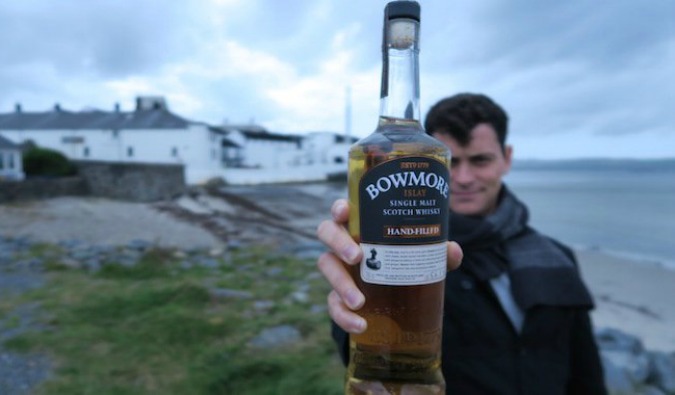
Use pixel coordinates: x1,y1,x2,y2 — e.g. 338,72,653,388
346,1,451,394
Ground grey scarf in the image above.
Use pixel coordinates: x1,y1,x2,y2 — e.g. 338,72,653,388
451,186,594,310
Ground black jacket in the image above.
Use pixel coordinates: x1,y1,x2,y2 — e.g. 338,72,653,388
332,243,607,395
440,251,607,394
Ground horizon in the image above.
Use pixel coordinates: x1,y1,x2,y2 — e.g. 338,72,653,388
1,1,673,159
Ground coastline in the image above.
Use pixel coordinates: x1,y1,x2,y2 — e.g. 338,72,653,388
1,187,674,353
577,249,675,352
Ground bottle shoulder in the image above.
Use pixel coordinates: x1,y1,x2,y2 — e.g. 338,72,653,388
351,128,450,157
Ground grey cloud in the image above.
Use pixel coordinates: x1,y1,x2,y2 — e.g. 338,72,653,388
420,0,674,139
0,2,197,78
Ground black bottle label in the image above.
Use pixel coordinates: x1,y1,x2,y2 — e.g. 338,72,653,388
359,156,449,285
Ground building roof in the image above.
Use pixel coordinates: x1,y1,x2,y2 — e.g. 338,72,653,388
0,134,20,149
207,127,242,148
0,107,192,131
240,129,302,143
217,124,303,144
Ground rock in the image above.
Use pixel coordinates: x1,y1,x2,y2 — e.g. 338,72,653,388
209,288,253,301
253,300,275,312
596,328,650,384
249,325,302,349
0,250,15,265
196,257,220,269
601,353,634,394
27,258,44,270
116,256,138,268
648,351,675,394
173,250,187,259
127,239,153,252
266,267,283,277
69,248,94,262
291,291,309,304
55,257,81,270
305,272,322,281
208,247,225,257
289,241,326,260
226,240,243,251
640,385,666,395
310,305,327,315
198,195,237,215
596,327,645,354
58,239,83,250
175,195,212,215
604,349,651,384
83,260,102,273
0,351,51,395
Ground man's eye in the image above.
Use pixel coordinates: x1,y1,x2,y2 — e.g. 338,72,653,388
472,157,491,166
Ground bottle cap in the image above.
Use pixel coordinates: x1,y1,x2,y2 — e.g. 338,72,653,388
385,1,420,22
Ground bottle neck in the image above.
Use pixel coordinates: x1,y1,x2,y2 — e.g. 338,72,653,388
379,18,421,126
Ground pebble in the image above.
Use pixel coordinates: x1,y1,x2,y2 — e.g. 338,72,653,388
253,300,276,312
0,352,51,395
248,325,302,349
209,287,253,300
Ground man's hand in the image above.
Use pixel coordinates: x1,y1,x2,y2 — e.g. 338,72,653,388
317,198,463,334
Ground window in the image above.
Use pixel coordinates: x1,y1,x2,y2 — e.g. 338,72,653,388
334,156,344,164
171,147,178,157
84,147,90,157
0,152,4,169
62,136,84,144
127,147,134,157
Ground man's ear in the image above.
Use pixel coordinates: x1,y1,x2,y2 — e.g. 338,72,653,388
504,144,513,171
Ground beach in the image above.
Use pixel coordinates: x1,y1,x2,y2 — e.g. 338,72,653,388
578,249,675,351
1,183,674,353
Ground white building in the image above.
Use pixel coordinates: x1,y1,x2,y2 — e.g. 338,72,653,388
0,134,25,181
302,132,355,167
0,97,353,185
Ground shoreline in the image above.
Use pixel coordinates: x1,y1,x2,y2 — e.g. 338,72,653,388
577,249,675,352
570,243,675,273
1,189,674,352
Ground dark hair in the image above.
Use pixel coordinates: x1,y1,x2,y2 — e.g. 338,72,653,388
423,93,509,148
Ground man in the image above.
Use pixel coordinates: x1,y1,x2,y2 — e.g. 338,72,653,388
317,93,607,394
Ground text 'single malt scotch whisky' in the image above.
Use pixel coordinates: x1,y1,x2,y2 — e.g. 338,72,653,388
346,1,451,394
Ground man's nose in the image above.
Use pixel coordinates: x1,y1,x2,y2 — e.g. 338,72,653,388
452,163,474,184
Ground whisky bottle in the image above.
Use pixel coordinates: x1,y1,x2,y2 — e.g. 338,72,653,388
346,1,450,394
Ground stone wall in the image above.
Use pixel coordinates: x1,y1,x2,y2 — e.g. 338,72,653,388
0,177,88,203
73,161,185,202
0,161,185,203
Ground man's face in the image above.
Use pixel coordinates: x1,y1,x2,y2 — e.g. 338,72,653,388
432,123,512,216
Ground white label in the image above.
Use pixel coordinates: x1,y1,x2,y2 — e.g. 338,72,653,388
359,242,447,286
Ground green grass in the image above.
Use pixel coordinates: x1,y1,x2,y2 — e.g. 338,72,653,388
1,246,344,395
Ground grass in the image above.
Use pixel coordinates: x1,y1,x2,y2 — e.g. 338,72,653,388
0,246,344,395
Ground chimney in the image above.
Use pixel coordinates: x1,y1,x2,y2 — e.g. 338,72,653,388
54,103,61,112
114,102,121,112
15,103,22,113
135,96,167,111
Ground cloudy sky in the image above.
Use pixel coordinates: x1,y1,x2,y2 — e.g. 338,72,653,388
0,0,673,159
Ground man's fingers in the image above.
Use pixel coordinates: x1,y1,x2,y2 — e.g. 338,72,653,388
317,252,365,310
447,241,463,271
328,290,367,334
331,199,350,223
317,219,362,265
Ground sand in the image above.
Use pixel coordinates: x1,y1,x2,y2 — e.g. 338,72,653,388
577,249,675,352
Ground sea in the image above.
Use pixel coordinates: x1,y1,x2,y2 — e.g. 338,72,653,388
505,159,675,269
306,159,675,270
